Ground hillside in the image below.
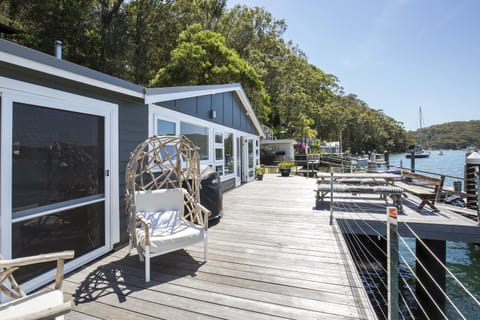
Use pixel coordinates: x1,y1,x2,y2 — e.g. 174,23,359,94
413,120,480,149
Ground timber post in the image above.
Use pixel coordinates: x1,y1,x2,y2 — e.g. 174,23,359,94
415,238,446,318
387,206,399,320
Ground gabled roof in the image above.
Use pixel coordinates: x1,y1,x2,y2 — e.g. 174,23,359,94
146,84,264,137
0,39,264,137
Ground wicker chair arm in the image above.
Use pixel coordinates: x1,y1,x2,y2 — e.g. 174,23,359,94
135,213,151,246
0,251,74,299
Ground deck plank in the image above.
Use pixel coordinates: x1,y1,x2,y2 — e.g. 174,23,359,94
63,174,376,319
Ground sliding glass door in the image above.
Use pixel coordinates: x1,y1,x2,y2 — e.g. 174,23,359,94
11,102,108,282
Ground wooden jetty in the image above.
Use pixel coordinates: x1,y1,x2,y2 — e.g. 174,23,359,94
61,175,376,319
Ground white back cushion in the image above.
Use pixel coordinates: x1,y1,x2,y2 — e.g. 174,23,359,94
135,188,184,216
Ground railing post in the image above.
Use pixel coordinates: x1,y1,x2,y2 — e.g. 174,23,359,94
410,150,415,173
329,171,334,225
477,173,480,225
387,206,399,320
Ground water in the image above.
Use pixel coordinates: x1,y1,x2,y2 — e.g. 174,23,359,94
389,150,467,187
361,150,480,319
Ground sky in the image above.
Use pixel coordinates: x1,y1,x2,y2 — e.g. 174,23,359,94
228,0,480,131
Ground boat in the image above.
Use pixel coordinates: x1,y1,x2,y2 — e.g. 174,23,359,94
406,147,430,158
438,150,444,156
406,107,430,159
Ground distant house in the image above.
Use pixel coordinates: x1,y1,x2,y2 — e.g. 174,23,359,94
260,139,297,164
321,141,341,154
0,38,264,293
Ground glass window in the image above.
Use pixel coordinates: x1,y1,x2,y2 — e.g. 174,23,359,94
215,148,223,160
180,122,209,160
157,119,176,136
12,202,105,283
12,103,105,214
224,133,234,175
236,137,241,178
215,132,223,144
248,139,254,177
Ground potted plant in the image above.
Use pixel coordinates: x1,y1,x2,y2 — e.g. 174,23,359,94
278,161,295,177
255,165,265,180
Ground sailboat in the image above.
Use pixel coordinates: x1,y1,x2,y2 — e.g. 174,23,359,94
406,107,430,159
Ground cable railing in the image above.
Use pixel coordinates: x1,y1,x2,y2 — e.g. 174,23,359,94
327,191,480,320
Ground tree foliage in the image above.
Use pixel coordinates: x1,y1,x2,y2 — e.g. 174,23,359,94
415,121,480,150
0,0,412,152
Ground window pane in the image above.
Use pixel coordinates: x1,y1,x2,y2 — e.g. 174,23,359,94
12,202,105,283
225,133,234,175
215,132,223,144
12,103,104,213
248,139,254,177
157,119,176,136
180,122,209,160
215,165,223,175
216,148,223,160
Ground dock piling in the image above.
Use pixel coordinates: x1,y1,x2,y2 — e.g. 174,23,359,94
387,207,399,320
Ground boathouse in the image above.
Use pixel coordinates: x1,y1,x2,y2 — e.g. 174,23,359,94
0,38,264,292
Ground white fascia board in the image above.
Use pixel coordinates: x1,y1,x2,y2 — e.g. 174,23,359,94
234,87,265,138
146,84,265,138
145,86,238,104
0,51,144,99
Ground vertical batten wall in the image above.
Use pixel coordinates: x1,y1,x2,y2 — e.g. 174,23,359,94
148,89,260,191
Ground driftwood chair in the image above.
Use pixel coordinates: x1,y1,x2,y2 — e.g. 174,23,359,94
125,135,209,282
0,250,74,320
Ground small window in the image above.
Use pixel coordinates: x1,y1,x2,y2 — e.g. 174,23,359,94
224,133,234,175
215,132,223,144
180,122,209,160
215,148,223,160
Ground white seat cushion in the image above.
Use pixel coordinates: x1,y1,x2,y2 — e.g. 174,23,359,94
0,289,65,320
136,219,205,254
139,210,179,228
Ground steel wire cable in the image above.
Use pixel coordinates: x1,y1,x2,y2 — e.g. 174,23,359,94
332,194,437,319
399,236,466,319
335,200,419,319
338,218,388,320
337,202,425,319
398,269,430,320
398,253,449,319
328,191,475,319
339,218,411,320
403,222,480,307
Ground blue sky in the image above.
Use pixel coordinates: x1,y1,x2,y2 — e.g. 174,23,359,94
228,0,480,131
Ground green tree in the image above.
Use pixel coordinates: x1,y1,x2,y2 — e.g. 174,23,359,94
150,24,270,123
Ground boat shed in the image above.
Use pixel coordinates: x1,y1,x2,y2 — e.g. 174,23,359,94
0,38,264,292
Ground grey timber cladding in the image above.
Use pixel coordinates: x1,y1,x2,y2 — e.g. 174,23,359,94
118,103,149,245
1,62,150,246
158,91,256,134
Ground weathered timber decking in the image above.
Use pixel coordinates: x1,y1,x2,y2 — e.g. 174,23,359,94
320,188,480,242
63,174,376,319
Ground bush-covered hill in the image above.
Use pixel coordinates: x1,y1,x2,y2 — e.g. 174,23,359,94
413,120,480,149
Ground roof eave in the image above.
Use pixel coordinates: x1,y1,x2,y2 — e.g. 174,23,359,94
0,39,144,99
146,84,265,138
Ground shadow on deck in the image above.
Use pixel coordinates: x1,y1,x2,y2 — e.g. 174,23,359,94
63,174,376,320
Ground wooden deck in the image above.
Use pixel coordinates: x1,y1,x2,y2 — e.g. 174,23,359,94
320,186,480,243
63,174,376,319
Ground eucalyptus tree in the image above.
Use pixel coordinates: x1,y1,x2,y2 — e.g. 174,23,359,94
150,24,270,123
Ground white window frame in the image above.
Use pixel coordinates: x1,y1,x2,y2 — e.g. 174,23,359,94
223,132,235,177
149,104,258,183
0,76,119,294
214,130,224,176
